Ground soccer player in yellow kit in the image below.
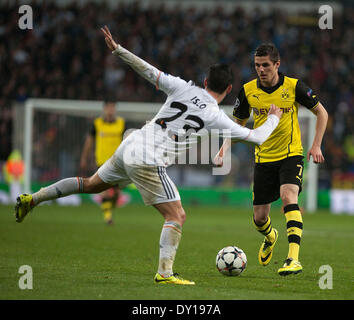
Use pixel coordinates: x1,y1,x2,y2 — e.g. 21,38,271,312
80,100,125,224
216,43,328,275
15,26,283,285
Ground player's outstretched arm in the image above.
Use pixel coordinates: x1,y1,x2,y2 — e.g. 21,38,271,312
79,134,94,172
213,105,282,166
244,104,282,145
213,138,231,167
213,118,248,166
101,25,161,87
307,102,328,164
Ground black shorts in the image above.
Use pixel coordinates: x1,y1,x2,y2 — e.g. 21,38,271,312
253,156,304,205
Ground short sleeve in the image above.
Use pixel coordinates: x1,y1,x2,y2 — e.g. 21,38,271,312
295,80,319,109
156,72,188,96
233,87,250,120
89,123,96,137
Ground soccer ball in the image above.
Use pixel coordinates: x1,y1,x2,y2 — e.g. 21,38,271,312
216,246,247,276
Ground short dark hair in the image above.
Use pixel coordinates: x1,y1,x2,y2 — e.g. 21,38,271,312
254,43,280,63
103,99,116,106
206,64,233,94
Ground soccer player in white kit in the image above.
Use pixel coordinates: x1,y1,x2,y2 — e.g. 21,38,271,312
15,26,282,285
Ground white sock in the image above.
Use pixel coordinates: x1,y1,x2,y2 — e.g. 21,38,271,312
158,221,182,278
32,177,84,205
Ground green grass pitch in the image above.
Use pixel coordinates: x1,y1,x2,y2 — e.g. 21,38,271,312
0,203,353,300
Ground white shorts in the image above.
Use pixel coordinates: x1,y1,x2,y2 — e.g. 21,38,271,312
97,155,180,206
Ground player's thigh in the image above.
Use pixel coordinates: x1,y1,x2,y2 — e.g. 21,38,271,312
95,164,119,199
279,156,304,204
96,156,132,191
253,162,280,206
125,165,181,207
279,156,304,187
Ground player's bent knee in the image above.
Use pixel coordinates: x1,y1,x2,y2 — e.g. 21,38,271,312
253,204,270,225
178,207,186,226
280,184,299,206
280,191,298,206
154,201,186,226
166,206,185,226
172,202,186,226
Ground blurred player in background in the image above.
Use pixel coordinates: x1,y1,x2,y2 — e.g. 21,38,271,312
215,43,328,276
15,26,283,285
80,100,125,225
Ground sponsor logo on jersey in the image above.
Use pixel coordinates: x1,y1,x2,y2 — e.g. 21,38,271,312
99,132,120,137
252,106,293,116
252,107,260,116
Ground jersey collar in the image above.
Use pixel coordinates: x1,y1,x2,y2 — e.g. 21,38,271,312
103,117,116,123
204,88,219,106
257,72,284,94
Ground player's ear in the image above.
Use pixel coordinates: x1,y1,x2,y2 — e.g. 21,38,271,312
204,78,208,88
275,60,280,69
226,84,232,94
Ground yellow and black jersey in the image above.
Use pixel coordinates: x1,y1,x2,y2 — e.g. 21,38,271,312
233,73,319,163
90,117,125,166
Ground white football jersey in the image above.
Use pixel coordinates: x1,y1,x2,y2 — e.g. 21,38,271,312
118,72,251,167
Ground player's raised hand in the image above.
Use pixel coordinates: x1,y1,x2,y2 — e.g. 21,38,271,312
213,139,232,167
213,152,224,167
268,104,283,119
307,146,325,164
101,25,118,51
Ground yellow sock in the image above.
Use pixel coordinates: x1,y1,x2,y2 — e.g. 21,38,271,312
101,200,113,222
253,216,276,243
284,204,303,261
103,210,112,221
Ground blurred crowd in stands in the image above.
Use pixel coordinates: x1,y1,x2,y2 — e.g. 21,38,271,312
0,1,353,188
